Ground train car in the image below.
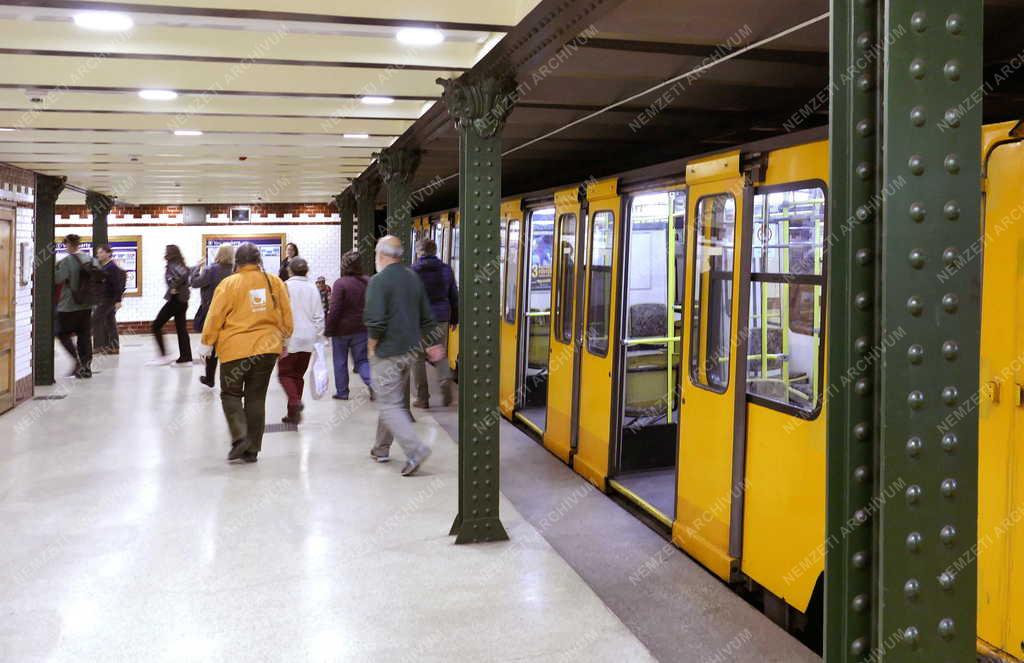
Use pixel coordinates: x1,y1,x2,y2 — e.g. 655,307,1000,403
428,122,1022,658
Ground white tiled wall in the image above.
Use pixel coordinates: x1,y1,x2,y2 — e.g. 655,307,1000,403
14,205,33,381
56,216,341,323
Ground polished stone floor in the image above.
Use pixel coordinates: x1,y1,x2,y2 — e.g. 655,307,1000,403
0,339,656,663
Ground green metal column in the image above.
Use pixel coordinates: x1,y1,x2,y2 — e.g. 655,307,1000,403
86,190,114,249
33,174,65,386
438,73,515,544
827,2,982,660
378,147,421,265
352,177,380,275
333,190,355,256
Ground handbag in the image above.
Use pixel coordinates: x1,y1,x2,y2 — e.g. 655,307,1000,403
309,340,330,400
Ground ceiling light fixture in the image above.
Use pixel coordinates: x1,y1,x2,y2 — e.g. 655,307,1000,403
174,130,203,136
396,28,445,46
73,11,134,32
343,133,370,139
139,89,178,101
361,96,395,105
0,127,15,132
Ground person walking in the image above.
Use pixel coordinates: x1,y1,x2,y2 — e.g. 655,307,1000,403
364,236,440,476
279,242,298,281
54,234,99,378
325,251,372,401
190,244,235,387
198,243,293,463
315,276,331,314
148,244,193,366
410,237,457,408
278,257,324,424
92,244,127,356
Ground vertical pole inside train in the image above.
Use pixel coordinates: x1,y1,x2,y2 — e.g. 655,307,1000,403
438,72,516,544
826,1,982,660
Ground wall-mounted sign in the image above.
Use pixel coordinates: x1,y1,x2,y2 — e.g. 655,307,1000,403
53,235,143,298
203,234,284,274
230,207,251,223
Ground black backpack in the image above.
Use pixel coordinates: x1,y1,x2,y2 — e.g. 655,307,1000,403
68,255,108,306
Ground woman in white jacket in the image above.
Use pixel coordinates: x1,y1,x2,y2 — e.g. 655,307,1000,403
278,257,324,424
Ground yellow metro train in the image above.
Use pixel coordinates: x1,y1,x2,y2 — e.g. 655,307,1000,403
412,120,1024,660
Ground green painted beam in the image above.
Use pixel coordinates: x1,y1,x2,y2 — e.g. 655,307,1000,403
86,190,114,250
33,174,65,386
333,190,356,257
352,177,381,275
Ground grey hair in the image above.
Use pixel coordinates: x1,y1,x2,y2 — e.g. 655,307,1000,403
375,237,403,259
234,242,263,266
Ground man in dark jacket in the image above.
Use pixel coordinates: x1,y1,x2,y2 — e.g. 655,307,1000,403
410,238,457,408
92,244,127,356
364,236,438,476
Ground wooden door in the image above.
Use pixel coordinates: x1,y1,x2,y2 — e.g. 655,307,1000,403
0,204,16,415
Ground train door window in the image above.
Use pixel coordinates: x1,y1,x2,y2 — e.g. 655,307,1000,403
451,225,461,285
518,208,555,428
689,194,736,392
503,220,521,322
554,213,578,344
747,185,826,415
586,211,615,355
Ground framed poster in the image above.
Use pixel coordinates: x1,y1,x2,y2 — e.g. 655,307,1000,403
203,234,285,274
53,235,143,298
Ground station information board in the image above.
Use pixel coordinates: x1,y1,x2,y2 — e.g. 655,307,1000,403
203,234,285,274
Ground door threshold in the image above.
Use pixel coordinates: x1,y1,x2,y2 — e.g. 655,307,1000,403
513,411,545,437
608,478,674,529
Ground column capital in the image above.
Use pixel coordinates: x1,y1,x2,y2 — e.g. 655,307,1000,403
35,174,66,205
85,190,116,217
351,177,381,204
436,73,517,139
376,146,421,186
332,190,356,215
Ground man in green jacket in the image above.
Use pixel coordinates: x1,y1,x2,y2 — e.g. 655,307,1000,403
364,235,439,476
54,234,99,378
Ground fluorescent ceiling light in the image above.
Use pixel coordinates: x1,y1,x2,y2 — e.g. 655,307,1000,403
174,130,203,136
0,127,15,132
343,133,370,139
139,89,178,101
396,28,445,46
73,11,134,31
361,96,395,105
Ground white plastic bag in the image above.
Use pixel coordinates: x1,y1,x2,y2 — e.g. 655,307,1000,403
309,340,330,400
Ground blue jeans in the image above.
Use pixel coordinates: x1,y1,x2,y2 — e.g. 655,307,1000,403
331,332,371,397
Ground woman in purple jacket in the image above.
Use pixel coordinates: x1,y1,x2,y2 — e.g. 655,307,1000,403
325,251,372,400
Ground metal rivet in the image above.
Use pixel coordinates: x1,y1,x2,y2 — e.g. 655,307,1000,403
856,74,873,93
910,106,926,126
907,344,925,364
942,293,959,313
854,378,871,396
944,60,961,81
854,422,871,440
903,626,920,646
854,336,871,354
908,155,925,175
908,391,925,409
909,58,926,79
855,205,873,223
942,340,959,360
942,386,960,404
909,202,926,222
856,119,874,137
942,247,958,264
944,109,961,128
904,578,921,599
906,296,924,316
855,32,873,50
855,248,873,264
941,432,959,452
906,485,922,504
852,551,869,569
941,478,958,497
850,637,868,656
944,154,961,174
856,162,873,179
853,465,870,483
944,201,961,220
938,618,956,640
854,509,869,524
851,594,869,613
906,532,923,551
908,249,926,269
906,436,923,456
940,525,957,545
855,292,872,310
938,572,955,590
911,11,927,32
946,14,963,35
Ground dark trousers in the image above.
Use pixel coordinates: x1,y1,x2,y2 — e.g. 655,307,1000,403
278,351,312,408
153,298,192,361
330,333,370,397
220,353,278,453
57,309,93,370
92,300,119,354
205,351,219,383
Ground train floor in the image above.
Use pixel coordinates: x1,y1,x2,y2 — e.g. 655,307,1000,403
430,412,820,663
614,468,677,519
0,338,654,663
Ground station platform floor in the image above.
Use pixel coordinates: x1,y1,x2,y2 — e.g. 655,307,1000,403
0,337,819,662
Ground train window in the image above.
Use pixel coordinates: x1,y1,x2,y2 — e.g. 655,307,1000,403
500,219,508,314
586,210,615,356
503,219,521,323
747,185,826,415
689,194,736,392
554,213,578,344
451,225,460,285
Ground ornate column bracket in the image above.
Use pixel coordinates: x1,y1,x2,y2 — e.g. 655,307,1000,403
332,190,356,255
352,177,382,273
33,174,66,386
377,147,421,262
438,73,517,545
86,190,115,248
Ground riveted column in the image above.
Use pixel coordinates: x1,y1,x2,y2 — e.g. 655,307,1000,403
333,190,356,256
438,73,516,544
377,147,421,265
85,190,114,250
352,177,381,274
33,174,65,386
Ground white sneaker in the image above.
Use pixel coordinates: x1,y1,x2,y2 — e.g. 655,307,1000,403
146,356,175,366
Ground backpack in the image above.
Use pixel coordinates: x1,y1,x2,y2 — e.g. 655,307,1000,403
68,255,108,306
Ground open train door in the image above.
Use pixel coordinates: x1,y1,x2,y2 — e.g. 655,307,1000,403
571,178,622,489
446,211,460,371
977,132,1024,661
499,199,524,419
674,151,749,581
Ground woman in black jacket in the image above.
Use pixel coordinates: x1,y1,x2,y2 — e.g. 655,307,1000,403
148,244,193,366
279,242,299,281
190,243,235,386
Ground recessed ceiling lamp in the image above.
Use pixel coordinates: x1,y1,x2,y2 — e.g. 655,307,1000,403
73,11,134,32
361,96,395,105
396,28,444,46
140,89,178,101
174,130,203,136
343,133,370,139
